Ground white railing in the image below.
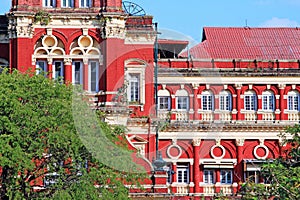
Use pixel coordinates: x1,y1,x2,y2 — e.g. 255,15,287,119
219,112,232,121
220,185,232,194
157,111,169,120
176,184,189,194
288,112,300,121
202,112,214,121
175,111,189,121
203,185,215,195
244,112,257,121
262,112,275,121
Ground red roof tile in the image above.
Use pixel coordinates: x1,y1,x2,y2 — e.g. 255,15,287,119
182,27,300,60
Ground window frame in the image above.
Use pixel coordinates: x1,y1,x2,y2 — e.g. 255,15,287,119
88,60,99,93
220,170,233,184
43,0,56,7
52,60,64,81
262,91,275,111
244,91,257,111
36,60,47,76
158,96,171,110
203,170,215,184
202,91,214,111
72,61,83,85
219,91,232,111
61,0,73,8
79,0,91,7
124,60,146,106
287,91,300,111
127,73,140,103
176,96,189,111
177,164,189,184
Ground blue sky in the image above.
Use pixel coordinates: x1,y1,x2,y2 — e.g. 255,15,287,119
1,0,300,43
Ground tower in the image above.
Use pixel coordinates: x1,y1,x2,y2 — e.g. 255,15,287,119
7,0,155,117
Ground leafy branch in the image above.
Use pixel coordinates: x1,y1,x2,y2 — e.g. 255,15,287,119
34,11,51,25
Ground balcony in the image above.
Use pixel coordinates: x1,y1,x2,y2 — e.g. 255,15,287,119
201,112,214,121
203,184,215,195
219,112,232,121
262,112,275,121
244,112,257,121
157,110,170,121
175,111,189,121
288,112,300,121
176,184,189,194
220,184,233,194
201,183,238,196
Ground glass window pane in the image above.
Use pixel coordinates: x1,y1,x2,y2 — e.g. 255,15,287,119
74,62,81,85
128,74,140,102
90,62,97,92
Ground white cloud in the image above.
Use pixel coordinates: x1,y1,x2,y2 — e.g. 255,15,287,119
260,17,300,27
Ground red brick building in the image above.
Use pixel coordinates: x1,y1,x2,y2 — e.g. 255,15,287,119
1,0,300,199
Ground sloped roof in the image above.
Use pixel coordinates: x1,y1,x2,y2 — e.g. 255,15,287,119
182,27,300,60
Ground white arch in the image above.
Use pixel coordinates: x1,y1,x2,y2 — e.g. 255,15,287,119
158,89,170,96
219,90,231,96
70,47,84,55
50,47,66,55
86,47,100,55
125,58,147,67
175,89,188,96
244,90,256,95
288,90,299,96
262,90,274,95
34,47,50,55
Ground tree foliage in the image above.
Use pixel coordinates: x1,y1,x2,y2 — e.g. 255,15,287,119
0,70,146,199
241,124,300,200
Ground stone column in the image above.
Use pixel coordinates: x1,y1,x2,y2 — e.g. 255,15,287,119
235,138,245,192
215,169,221,193
257,93,262,120
279,84,286,121
74,0,79,8
57,0,61,8
64,58,72,84
193,138,201,195
193,84,199,120
83,58,89,91
47,58,53,80
171,162,177,193
235,84,242,120
275,94,280,121
171,94,176,120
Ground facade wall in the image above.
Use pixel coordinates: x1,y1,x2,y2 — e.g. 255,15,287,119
1,0,300,199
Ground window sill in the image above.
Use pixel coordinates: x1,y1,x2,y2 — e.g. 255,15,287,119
240,110,257,113
284,110,300,114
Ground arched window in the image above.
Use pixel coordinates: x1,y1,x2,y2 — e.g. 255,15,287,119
202,90,214,111
219,90,232,111
262,90,275,111
244,90,257,111
176,89,189,111
287,90,300,111
158,90,171,110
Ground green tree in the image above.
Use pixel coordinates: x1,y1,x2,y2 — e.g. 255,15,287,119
241,124,300,200
0,70,146,199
